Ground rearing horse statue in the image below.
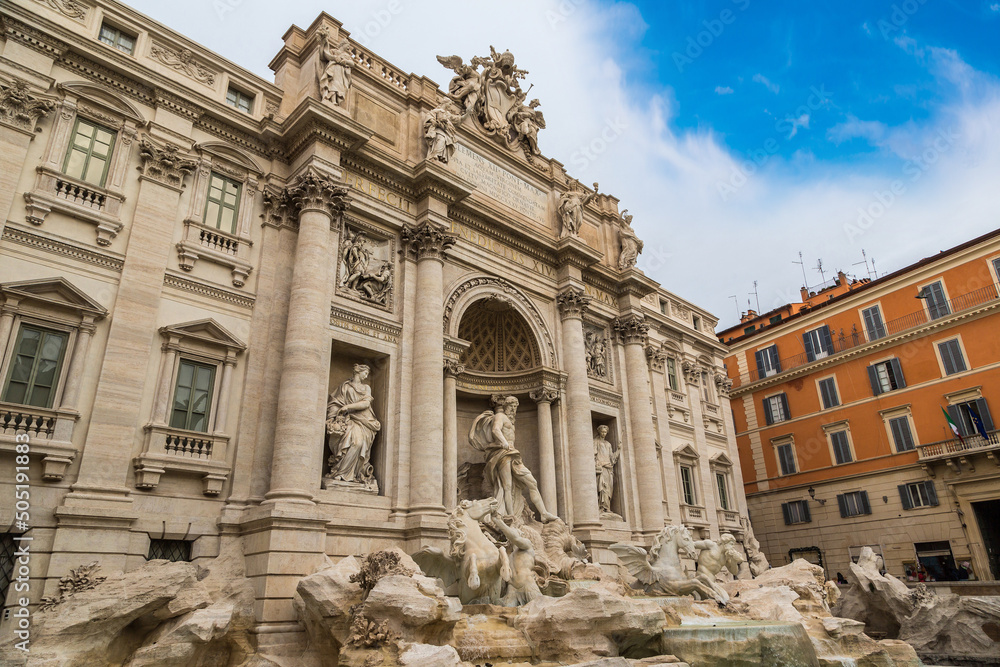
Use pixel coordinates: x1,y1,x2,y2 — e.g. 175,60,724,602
611,524,719,601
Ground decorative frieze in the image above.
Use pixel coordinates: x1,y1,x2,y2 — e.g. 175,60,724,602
163,274,256,310
0,78,54,131
330,305,401,344
556,288,591,320
35,0,88,20
2,226,124,272
613,314,649,346
149,42,216,86
137,136,197,188
400,221,457,261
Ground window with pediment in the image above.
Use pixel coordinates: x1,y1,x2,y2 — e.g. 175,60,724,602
23,82,144,246
458,299,541,373
176,143,261,288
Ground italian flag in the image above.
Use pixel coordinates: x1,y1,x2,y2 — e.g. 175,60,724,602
942,407,964,444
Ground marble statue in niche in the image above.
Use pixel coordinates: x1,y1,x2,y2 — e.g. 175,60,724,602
617,209,644,271
558,181,599,239
318,27,354,107
593,425,619,515
469,395,558,523
423,100,462,163
340,227,393,307
324,363,380,492
584,328,608,379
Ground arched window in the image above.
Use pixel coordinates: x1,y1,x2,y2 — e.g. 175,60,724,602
458,299,540,373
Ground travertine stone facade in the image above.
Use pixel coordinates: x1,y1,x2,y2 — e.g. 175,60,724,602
0,0,746,641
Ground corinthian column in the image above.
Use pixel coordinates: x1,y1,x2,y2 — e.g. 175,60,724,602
556,288,601,529
443,360,465,510
402,222,458,517
266,171,351,505
615,314,665,533
529,387,560,515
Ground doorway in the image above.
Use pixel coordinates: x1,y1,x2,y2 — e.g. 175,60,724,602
973,499,1000,580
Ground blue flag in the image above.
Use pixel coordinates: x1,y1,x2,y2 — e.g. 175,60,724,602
968,404,991,441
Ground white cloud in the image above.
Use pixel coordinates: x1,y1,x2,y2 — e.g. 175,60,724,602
753,73,781,94
123,1,1000,329
990,3,999,12
715,86,734,95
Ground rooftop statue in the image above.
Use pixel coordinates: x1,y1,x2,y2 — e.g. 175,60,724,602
423,100,463,163
318,27,354,107
618,209,644,271
558,181,599,239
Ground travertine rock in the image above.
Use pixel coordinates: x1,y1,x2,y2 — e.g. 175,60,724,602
397,643,464,666
512,586,666,663
359,574,463,645
293,555,364,665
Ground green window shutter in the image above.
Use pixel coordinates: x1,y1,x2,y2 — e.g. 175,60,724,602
888,358,906,389
801,500,811,522
755,350,766,379
763,399,774,425
782,502,792,525
974,398,994,432
924,482,938,506
837,494,848,518
803,331,816,362
204,173,242,233
948,405,968,437
867,366,882,396
779,393,790,420
770,346,782,373
898,485,913,510
820,325,834,354
860,491,871,515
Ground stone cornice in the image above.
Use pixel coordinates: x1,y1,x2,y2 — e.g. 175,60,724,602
556,288,592,320
400,221,458,261
341,154,416,199
281,98,372,156
163,274,255,310
2,225,124,272
555,236,603,270
448,207,557,267
2,15,70,59
410,160,474,205
615,268,659,299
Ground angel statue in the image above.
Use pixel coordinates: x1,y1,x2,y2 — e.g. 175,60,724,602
610,524,721,602
469,395,558,523
423,100,462,163
324,364,380,492
435,55,483,114
318,28,354,107
617,209,644,271
557,182,599,239
508,97,545,156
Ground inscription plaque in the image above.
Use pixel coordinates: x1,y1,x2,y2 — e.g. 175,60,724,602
453,144,548,223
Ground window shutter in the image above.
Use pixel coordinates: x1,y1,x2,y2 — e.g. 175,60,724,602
803,331,816,362
889,358,906,388
780,393,790,420
867,366,882,396
898,485,913,510
837,494,848,518
948,405,967,437
860,491,871,515
975,398,995,432
763,399,774,425
755,350,767,379
925,481,939,506
820,325,834,354
801,501,811,523
770,346,782,373
782,503,792,525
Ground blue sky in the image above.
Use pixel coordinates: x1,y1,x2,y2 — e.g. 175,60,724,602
125,0,1000,328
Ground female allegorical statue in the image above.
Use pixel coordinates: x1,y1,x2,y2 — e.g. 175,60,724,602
325,364,380,492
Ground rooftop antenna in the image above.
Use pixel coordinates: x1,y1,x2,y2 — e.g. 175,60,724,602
749,280,760,313
871,256,880,279
814,258,827,285
793,251,809,290
853,249,875,280
729,295,741,320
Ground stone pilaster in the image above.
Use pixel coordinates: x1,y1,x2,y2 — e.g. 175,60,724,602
614,314,665,534
0,79,53,237
402,221,457,518
443,360,465,510
556,288,601,529
646,345,679,523
266,171,351,505
530,387,560,516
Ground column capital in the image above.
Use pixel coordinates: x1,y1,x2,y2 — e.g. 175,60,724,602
645,345,667,372
715,372,733,398
613,313,649,346
401,221,457,261
682,359,702,385
137,135,197,189
529,387,560,404
556,288,592,320
288,169,352,218
444,360,466,377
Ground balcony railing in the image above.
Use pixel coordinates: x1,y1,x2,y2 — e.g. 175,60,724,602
0,404,56,438
55,178,106,210
735,283,1000,387
917,429,1000,460
164,431,214,459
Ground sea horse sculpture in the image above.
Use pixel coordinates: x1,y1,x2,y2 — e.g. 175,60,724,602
611,524,720,602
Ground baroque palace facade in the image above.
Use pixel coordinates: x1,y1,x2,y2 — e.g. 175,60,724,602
720,230,1000,585
0,0,746,639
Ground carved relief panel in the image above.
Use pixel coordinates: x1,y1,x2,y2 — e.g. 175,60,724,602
336,219,395,312
583,322,613,383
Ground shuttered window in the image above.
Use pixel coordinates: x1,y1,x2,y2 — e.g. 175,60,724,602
680,466,696,505
837,491,871,518
937,340,967,376
831,431,853,464
818,377,839,409
867,359,905,395
715,473,730,511
862,305,886,341
169,360,216,433
948,399,995,438
889,416,915,452
204,172,241,233
803,325,834,362
922,281,950,320
666,358,679,391
754,345,781,379
781,500,811,524
777,443,796,475
764,393,790,425
898,481,938,510
63,117,116,186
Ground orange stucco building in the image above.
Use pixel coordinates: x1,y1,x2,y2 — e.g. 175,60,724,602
720,229,1000,583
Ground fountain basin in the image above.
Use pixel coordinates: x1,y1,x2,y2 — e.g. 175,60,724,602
660,620,820,667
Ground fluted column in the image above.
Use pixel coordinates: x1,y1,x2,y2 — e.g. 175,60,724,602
212,354,238,435
556,288,601,529
0,300,19,362
530,387,560,516
443,361,465,510
402,222,457,516
56,318,96,414
151,341,179,425
266,172,351,505
616,314,665,533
